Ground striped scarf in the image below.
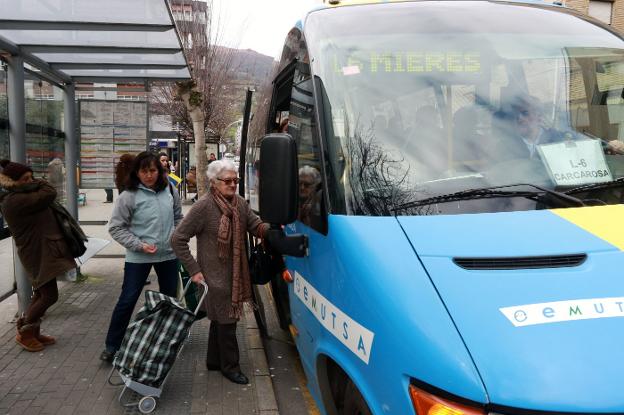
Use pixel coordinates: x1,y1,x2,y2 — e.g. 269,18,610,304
211,187,252,318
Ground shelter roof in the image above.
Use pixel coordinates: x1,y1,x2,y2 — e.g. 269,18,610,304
0,0,191,85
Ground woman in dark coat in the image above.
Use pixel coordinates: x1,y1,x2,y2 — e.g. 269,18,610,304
171,160,267,385
0,160,76,352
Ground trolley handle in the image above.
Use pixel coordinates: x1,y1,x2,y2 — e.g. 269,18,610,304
181,279,209,316
107,367,125,386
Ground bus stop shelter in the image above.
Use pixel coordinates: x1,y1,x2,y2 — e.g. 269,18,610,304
0,0,191,311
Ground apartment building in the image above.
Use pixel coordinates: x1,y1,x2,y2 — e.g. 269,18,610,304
567,0,624,30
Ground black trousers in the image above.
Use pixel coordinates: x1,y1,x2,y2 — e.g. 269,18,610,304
206,321,240,374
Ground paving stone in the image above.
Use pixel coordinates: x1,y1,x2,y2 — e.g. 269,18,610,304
250,349,270,376
63,389,85,407
0,393,19,410
8,399,33,412
255,376,278,412
247,329,263,350
33,392,57,407
39,398,63,414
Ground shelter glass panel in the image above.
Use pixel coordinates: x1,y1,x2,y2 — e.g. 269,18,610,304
79,100,148,189
24,75,66,204
0,62,8,160
0,61,8,237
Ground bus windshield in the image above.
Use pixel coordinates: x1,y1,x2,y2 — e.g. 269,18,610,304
305,2,624,216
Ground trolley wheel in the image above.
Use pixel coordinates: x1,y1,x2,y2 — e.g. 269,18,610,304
138,396,156,414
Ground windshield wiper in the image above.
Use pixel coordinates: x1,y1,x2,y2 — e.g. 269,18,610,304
392,183,585,212
563,177,624,195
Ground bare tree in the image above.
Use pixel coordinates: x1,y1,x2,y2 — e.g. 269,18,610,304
248,76,273,141
246,63,279,164
153,0,240,196
344,117,417,216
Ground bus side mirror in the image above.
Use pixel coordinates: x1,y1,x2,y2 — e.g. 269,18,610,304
259,133,299,225
259,133,307,257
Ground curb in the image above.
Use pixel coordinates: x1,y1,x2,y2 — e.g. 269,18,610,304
244,307,280,415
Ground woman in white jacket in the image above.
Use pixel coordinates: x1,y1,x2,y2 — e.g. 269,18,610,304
100,151,183,363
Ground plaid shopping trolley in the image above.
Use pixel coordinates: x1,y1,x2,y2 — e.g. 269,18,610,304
108,281,207,414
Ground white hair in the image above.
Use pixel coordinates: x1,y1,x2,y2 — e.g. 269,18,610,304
299,165,321,185
207,159,237,181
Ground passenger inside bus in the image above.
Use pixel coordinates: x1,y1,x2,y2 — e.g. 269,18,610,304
452,104,493,169
608,139,624,154
409,105,447,172
495,95,567,160
298,165,323,229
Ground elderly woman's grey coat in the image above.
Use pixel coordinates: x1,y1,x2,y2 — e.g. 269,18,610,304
171,193,263,323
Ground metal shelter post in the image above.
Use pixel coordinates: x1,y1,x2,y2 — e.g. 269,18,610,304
6,54,32,314
7,55,25,162
63,83,78,219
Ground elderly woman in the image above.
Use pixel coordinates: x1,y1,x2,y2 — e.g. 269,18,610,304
171,160,267,385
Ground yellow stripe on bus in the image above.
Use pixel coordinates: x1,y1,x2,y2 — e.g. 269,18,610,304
551,205,624,251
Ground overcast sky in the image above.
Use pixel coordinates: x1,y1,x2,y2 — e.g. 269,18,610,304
212,0,321,58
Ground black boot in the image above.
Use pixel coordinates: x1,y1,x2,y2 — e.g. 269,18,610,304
100,349,115,363
222,371,249,385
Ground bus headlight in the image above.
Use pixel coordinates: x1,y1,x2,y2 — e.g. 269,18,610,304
409,385,485,415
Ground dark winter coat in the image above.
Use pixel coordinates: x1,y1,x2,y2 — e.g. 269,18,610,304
170,193,264,323
0,175,76,288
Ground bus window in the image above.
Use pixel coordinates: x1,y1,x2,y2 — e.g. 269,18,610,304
289,60,327,234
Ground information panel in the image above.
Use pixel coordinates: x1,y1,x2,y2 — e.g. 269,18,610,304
79,101,148,189
538,139,613,187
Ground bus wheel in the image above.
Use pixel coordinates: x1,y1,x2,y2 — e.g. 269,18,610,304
343,381,372,415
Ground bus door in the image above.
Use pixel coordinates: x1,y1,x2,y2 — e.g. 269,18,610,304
281,54,331,375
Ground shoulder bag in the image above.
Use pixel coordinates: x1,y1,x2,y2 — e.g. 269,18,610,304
50,201,88,258
248,242,284,285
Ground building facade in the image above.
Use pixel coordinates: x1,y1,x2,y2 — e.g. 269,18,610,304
170,0,208,71
566,0,624,30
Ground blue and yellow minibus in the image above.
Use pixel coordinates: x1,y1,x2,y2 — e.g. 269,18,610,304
244,1,624,414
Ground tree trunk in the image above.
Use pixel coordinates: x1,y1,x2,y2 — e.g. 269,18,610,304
179,83,209,198
190,108,209,196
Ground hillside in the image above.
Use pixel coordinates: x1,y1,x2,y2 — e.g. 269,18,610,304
228,48,276,87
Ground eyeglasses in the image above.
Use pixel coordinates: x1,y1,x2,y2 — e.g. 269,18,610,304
216,177,239,185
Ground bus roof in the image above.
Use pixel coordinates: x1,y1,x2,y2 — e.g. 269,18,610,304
291,0,566,33
317,0,563,7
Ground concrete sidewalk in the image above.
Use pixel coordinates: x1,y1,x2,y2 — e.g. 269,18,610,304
0,189,279,415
